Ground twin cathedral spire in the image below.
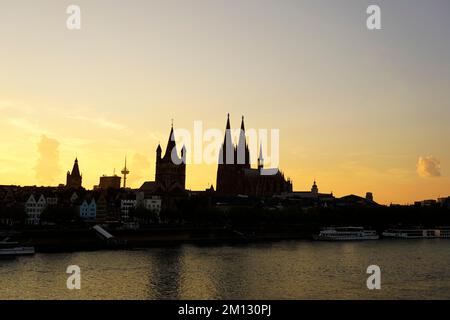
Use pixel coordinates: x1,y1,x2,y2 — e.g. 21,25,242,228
216,114,291,197
219,114,257,168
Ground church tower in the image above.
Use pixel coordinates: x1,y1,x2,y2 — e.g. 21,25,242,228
216,114,237,195
218,113,234,166
66,158,82,188
236,116,251,168
155,123,186,193
311,180,319,196
216,114,292,197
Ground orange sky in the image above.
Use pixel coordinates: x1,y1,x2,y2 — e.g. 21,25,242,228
0,0,449,204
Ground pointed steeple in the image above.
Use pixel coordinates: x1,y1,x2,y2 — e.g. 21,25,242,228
223,113,232,146
71,158,81,177
220,113,234,165
164,121,178,160
238,116,246,145
66,157,82,188
237,115,249,166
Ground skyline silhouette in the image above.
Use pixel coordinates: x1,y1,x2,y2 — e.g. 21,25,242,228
0,114,447,205
1,1,449,204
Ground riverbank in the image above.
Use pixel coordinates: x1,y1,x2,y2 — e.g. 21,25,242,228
3,225,313,252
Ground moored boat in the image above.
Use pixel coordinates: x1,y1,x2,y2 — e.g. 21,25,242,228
382,228,450,239
0,240,35,257
314,227,379,241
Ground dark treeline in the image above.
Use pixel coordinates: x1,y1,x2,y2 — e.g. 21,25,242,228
2,194,450,232
149,196,450,232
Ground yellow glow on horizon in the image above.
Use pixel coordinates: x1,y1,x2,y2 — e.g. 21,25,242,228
1,1,449,205
0,98,448,205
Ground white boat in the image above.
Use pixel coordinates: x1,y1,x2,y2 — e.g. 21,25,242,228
382,228,450,239
314,227,379,241
0,240,35,256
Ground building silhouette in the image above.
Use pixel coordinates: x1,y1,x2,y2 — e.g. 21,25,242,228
216,114,292,197
279,180,334,203
66,158,82,189
155,124,186,193
96,175,121,190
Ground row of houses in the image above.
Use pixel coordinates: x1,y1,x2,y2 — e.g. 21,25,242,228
0,186,162,226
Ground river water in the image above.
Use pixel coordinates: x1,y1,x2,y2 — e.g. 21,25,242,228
1,239,450,299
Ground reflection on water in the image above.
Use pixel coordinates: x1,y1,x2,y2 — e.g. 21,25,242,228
150,249,182,299
1,240,450,299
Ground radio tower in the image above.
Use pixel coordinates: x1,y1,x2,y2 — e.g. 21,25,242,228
121,156,130,188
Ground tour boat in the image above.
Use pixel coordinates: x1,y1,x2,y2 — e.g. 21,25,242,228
382,228,450,239
314,227,379,241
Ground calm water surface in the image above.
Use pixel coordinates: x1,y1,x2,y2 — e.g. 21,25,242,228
1,240,450,299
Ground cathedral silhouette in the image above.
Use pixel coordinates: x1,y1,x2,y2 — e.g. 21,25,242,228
83,116,292,198
216,114,292,197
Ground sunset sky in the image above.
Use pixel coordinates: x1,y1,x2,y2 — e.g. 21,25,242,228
1,0,449,204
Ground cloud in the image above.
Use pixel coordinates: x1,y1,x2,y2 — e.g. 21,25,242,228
97,118,125,130
67,115,126,131
417,156,441,178
35,135,61,185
